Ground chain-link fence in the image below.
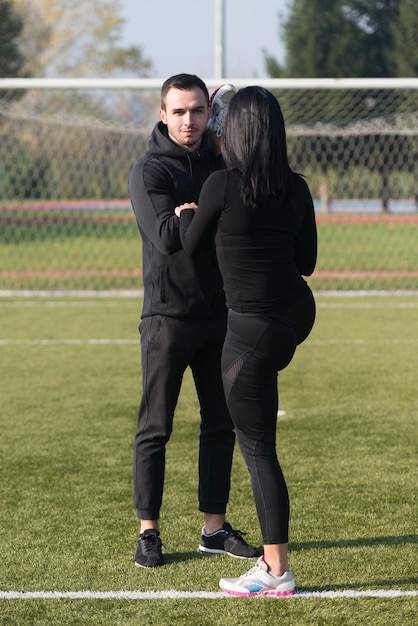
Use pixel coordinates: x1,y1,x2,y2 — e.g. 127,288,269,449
0,79,417,292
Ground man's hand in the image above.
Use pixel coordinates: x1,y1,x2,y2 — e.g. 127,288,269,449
175,202,197,217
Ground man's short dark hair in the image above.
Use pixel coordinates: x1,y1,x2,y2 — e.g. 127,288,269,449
161,74,209,109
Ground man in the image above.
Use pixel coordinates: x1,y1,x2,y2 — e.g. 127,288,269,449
129,74,260,567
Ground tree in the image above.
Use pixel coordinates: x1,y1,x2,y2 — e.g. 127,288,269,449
1,1,152,203
266,0,407,79
391,0,418,76
0,0,26,78
342,0,399,77
265,0,417,79
283,0,370,78
13,0,151,77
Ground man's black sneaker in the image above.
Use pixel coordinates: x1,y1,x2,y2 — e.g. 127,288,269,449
199,522,261,559
135,529,164,568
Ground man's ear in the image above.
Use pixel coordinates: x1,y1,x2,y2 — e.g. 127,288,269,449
160,108,167,124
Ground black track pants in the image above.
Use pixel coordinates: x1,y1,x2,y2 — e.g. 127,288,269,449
133,315,235,520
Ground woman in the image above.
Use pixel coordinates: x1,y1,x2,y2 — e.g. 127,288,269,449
175,86,317,597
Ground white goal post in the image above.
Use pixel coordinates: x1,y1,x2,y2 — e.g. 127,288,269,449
1,77,418,89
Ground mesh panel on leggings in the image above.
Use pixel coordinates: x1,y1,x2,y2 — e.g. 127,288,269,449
222,356,245,402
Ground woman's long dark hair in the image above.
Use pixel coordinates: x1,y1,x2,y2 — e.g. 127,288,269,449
222,86,293,209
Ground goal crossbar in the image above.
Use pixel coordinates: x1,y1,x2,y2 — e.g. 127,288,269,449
1,77,418,91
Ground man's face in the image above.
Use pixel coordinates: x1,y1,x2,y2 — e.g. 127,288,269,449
160,87,209,152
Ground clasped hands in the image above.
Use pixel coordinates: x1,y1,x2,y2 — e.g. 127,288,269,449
174,202,197,217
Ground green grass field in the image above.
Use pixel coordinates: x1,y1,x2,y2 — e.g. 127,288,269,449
0,294,417,625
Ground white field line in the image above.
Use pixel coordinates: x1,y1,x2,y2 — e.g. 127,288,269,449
0,338,417,346
0,338,138,345
0,290,144,298
318,301,418,308
1,298,418,310
306,339,418,345
0,300,136,307
0,589,416,600
0,289,418,299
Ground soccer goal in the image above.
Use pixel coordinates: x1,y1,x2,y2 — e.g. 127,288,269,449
0,77,417,292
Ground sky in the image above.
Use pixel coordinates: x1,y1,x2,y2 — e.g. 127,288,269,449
119,0,289,79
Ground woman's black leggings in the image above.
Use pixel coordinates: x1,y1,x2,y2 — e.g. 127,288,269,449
221,290,315,545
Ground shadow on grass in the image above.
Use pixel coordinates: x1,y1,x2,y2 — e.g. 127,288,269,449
291,534,417,551
163,536,417,565
164,550,248,565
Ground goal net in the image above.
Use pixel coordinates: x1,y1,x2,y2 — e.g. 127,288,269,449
0,78,417,292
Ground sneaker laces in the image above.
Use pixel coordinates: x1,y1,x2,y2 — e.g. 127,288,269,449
141,532,163,553
237,560,264,581
228,527,249,544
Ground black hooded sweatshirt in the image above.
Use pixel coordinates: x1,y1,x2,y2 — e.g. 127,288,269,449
129,121,226,320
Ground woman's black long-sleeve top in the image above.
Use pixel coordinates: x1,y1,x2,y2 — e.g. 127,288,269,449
178,169,317,316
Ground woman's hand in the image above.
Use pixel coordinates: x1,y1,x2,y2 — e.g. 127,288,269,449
175,202,197,217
